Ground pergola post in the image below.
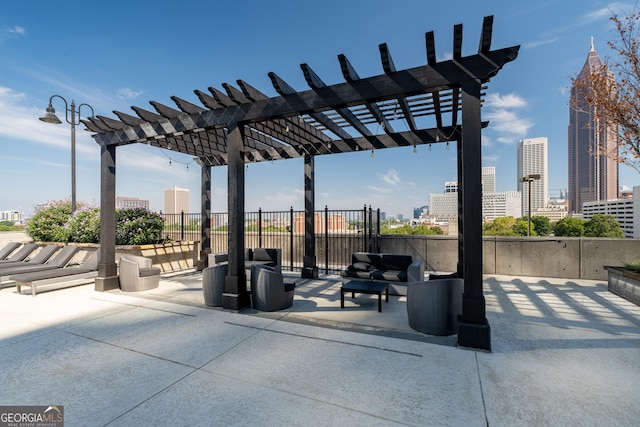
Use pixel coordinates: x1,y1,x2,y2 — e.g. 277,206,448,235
457,79,491,351
95,144,119,291
222,122,250,311
199,161,211,270
302,154,318,278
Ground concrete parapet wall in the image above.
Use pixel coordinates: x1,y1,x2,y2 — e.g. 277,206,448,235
380,235,640,281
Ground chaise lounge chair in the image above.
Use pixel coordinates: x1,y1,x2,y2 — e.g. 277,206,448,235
0,243,38,265
0,245,80,286
12,250,99,296
0,242,22,260
0,245,60,268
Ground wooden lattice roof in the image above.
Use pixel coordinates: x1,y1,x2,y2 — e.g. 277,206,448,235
87,16,519,167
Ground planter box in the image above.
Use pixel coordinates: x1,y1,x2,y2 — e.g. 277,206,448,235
605,266,640,306
117,241,199,273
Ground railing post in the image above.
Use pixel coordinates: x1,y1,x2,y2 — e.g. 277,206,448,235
376,208,381,252
258,207,263,248
324,205,329,274
289,207,294,271
363,204,367,252
180,210,185,241
368,205,373,252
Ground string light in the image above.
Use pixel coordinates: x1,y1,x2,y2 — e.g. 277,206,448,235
413,145,417,154
371,150,375,159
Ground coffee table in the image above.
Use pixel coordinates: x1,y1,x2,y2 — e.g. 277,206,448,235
340,280,389,312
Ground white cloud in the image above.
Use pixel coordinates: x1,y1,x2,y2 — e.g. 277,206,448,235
582,2,629,22
117,88,144,100
381,169,400,186
482,134,491,147
485,93,527,109
523,37,558,49
7,25,25,35
366,185,392,194
484,92,533,144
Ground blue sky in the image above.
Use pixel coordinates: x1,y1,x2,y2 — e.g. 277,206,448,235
1,0,638,218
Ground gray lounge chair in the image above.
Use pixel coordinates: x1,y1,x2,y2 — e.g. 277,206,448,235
0,245,60,267
119,255,160,291
0,243,38,265
250,264,295,311
0,242,21,260
0,246,80,286
13,250,99,296
406,278,464,336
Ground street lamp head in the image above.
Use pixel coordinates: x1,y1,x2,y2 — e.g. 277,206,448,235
521,173,541,182
39,104,62,124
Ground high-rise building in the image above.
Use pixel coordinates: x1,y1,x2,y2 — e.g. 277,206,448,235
517,137,548,216
568,40,618,213
163,186,189,214
482,167,496,193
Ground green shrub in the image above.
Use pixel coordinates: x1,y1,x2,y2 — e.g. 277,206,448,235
115,207,164,245
67,206,101,243
25,200,164,245
25,200,75,242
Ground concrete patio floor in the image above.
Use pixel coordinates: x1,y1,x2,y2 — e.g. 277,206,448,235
1,271,639,426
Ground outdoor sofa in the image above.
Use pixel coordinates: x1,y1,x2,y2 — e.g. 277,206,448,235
339,252,425,296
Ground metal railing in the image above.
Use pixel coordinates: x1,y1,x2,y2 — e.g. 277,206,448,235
163,206,380,273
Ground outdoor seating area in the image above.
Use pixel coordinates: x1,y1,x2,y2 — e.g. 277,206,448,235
339,252,425,295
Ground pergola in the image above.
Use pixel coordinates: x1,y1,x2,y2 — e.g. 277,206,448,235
86,15,519,351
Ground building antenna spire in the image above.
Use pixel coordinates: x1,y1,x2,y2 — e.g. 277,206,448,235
590,36,595,52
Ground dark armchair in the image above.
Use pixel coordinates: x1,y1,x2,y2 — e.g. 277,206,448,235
250,264,295,311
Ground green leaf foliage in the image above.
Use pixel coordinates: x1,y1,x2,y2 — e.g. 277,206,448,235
25,200,165,245
584,214,624,238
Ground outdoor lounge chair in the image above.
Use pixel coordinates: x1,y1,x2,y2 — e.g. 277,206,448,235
119,255,160,291
406,278,463,336
0,245,80,286
0,242,21,260
0,245,60,267
250,264,295,311
12,250,99,296
0,243,38,265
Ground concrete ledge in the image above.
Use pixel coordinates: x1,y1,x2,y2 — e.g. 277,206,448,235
606,266,640,306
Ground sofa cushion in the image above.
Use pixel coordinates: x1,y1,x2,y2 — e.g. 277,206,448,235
351,252,382,269
349,261,375,272
371,270,408,282
339,269,374,280
253,248,277,262
381,254,413,271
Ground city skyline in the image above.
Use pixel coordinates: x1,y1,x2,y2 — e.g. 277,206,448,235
1,1,638,218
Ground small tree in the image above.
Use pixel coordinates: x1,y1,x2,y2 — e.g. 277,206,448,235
531,216,551,236
25,200,75,242
553,217,586,237
584,213,624,238
572,10,640,172
482,217,517,236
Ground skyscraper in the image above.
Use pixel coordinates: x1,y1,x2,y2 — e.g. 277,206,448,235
164,186,190,214
517,137,548,216
568,40,618,213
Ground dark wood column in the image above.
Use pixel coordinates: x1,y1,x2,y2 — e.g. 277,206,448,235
95,144,119,291
302,154,318,278
222,122,250,311
457,79,491,351
199,161,211,270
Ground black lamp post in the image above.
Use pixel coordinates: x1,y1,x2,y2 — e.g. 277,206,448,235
520,173,541,236
39,95,95,212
